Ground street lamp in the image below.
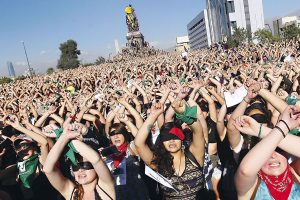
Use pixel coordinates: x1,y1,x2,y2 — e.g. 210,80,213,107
21,41,32,76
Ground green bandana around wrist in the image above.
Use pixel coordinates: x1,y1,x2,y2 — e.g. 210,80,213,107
285,95,299,105
175,105,197,125
17,154,39,188
289,128,300,136
54,128,78,166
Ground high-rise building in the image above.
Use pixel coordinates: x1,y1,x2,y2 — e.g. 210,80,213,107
7,61,16,77
226,0,264,35
187,0,264,50
206,0,230,44
187,9,212,50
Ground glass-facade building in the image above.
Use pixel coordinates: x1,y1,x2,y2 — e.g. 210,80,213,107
7,61,16,77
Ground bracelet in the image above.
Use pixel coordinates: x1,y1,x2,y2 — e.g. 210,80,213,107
279,120,290,132
258,123,263,138
243,97,250,104
274,126,286,138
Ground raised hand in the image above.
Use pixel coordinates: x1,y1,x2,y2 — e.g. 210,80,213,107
150,103,164,116
171,100,185,114
277,89,289,100
281,105,300,130
61,124,82,140
234,115,260,136
47,105,58,115
117,113,129,123
42,124,59,138
247,82,261,99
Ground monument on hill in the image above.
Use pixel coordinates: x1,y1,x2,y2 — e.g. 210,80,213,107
125,5,145,49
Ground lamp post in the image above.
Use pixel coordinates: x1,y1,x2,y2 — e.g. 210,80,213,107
21,41,32,76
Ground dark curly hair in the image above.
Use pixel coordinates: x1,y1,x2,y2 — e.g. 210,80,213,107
151,122,182,178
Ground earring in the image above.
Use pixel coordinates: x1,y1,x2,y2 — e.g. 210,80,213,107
181,144,185,150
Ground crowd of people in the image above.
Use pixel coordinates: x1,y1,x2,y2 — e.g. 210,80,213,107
1,39,300,200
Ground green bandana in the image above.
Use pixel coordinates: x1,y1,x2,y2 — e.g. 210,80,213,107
289,128,300,136
17,154,39,188
54,128,78,166
175,105,197,125
285,95,299,105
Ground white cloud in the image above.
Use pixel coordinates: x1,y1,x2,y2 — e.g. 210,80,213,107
81,50,88,55
149,41,159,47
40,50,47,55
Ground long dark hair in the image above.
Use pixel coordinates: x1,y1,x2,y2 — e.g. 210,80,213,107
151,122,182,178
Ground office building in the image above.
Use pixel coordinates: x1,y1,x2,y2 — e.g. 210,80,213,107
206,0,230,44
187,9,212,50
7,61,16,77
226,0,264,34
187,0,265,50
273,16,300,36
175,36,190,52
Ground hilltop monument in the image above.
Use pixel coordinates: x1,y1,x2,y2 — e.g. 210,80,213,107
125,5,145,49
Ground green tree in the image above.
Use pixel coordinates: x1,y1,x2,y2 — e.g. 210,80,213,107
47,67,54,74
0,77,12,84
226,27,248,48
57,39,81,70
95,56,105,65
232,27,248,46
254,29,274,43
15,75,27,81
226,36,238,48
281,23,300,40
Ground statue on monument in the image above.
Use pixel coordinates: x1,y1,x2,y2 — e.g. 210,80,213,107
125,4,139,33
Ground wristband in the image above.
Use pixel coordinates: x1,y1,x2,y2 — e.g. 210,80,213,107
279,120,290,132
243,97,250,104
274,126,286,138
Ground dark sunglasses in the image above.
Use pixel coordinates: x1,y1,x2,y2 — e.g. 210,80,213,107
72,162,94,172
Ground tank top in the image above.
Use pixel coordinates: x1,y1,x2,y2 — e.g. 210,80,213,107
253,180,300,200
160,155,204,200
70,184,112,200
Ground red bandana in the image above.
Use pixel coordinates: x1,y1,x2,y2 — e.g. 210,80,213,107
112,142,128,168
169,127,185,140
258,166,293,200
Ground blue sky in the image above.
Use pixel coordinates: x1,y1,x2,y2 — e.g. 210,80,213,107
0,0,300,76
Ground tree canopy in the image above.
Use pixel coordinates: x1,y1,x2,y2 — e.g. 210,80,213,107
57,39,81,70
281,23,300,41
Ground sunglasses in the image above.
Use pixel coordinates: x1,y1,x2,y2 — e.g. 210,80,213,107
71,162,94,172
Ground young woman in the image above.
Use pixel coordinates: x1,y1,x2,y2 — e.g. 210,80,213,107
235,105,300,199
102,114,149,200
134,101,205,199
43,124,115,200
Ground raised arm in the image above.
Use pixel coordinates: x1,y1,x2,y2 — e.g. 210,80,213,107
43,127,77,198
134,103,164,167
235,106,300,196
